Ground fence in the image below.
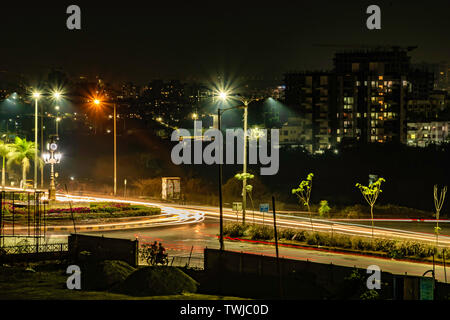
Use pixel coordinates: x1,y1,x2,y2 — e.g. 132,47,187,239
137,245,204,269
0,190,48,248
168,254,204,269
1,242,68,255
68,234,139,267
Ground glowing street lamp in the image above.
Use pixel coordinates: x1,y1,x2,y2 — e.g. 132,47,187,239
219,91,228,101
32,91,41,189
43,140,61,201
217,91,256,224
91,98,118,196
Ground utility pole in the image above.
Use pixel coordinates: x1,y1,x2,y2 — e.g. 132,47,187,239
218,108,224,250
113,103,117,196
40,104,44,188
34,97,38,190
242,100,248,224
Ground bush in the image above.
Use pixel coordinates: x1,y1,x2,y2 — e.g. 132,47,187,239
246,225,273,240
82,260,136,291
292,230,307,242
279,228,297,240
223,223,248,237
118,266,198,296
318,200,331,217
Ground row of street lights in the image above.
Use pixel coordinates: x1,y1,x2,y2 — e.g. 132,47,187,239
32,90,63,199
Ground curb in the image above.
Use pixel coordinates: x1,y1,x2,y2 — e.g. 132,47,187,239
3,214,179,233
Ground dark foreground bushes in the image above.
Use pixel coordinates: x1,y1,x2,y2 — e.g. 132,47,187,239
118,266,198,296
81,260,136,291
80,260,198,296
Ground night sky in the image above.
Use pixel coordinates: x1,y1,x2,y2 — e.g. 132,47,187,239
1,0,449,83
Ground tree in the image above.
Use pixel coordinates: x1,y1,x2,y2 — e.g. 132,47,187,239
7,137,41,189
433,185,447,247
292,173,314,231
0,140,12,188
355,177,386,239
235,173,255,224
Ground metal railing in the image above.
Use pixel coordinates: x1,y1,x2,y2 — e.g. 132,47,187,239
1,242,68,255
168,255,204,269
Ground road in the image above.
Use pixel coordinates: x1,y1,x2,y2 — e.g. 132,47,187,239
3,188,450,282
86,218,449,282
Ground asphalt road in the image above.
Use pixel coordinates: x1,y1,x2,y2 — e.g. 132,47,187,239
86,217,449,282
4,188,449,282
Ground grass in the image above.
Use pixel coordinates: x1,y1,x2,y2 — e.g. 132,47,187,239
0,263,247,300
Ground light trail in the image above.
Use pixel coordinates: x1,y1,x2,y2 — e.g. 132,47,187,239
0,187,205,233
2,186,448,247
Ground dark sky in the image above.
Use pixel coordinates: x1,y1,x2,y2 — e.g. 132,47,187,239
0,0,449,84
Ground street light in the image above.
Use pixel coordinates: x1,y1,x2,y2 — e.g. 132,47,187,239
91,98,118,196
32,91,41,190
42,140,61,201
216,91,256,249
218,91,257,224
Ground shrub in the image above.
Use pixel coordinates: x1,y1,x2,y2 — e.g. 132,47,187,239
278,228,297,240
118,266,198,296
318,200,331,217
223,223,249,237
292,230,307,242
247,225,273,240
82,260,136,291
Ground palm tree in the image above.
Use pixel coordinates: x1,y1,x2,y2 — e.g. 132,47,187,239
7,137,41,189
0,140,12,188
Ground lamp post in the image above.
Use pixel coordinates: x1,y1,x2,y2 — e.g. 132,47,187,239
217,101,250,249
31,90,63,190
42,140,61,201
55,105,61,138
93,99,118,196
218,92,256,224
32,92,40,190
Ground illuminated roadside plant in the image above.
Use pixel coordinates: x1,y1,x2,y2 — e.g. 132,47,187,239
318,200,331,217
355,177,385,239
0,140,12,188
433,185,447,247
292,173,314,231
7,137,42,189
235,173,255,225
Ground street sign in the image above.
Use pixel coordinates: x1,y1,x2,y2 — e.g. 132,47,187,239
419,277,434,300
233,202,242,212
260,203,269,212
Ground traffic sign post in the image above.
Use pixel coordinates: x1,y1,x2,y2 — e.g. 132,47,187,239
260,203,269,225
233,202,242,223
